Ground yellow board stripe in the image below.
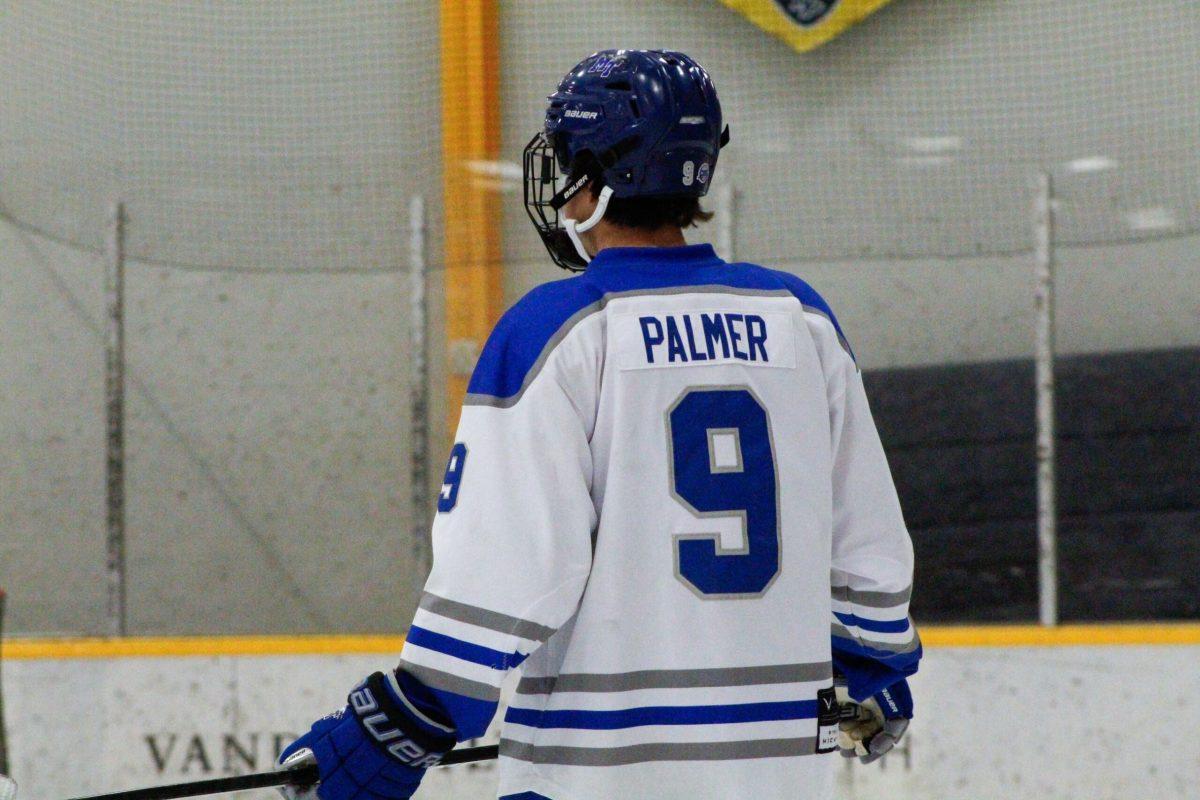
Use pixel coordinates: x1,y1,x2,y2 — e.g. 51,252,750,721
0,635,408,660
2,625,1199,660
921,623,1200,648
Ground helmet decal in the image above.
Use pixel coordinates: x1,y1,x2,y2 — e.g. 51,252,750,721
586,55,625,78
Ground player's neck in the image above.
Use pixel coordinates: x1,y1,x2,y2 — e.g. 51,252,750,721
585,222,688,255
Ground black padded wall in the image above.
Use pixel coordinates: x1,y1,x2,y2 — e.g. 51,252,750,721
864,349,1200,622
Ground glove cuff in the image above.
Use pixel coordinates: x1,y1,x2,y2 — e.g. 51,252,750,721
348,671,456,769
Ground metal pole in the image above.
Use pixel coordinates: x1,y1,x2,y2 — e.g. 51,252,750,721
0,588,9,774
1034,173,1058,627
408,196,432,576
105,200,128,637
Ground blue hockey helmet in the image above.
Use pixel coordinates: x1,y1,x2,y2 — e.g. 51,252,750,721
523,49,730,271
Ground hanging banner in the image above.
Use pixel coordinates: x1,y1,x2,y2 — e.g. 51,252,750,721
717,0,899,52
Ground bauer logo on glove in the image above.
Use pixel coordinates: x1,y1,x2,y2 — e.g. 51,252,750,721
277,671,457,800
834,678,913,765
349,681,444,768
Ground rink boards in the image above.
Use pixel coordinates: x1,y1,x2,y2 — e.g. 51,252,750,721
3,626,1199,800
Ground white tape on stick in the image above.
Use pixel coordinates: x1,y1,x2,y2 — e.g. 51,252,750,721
0,774,18,800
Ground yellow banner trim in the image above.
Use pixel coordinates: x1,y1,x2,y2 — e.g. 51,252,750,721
717,0,897,53
3,624,1199,660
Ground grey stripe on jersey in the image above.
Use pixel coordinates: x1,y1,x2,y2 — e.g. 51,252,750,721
500,736,819,766
463,286,798,409
516,661,832,695
398,660,501,702
419,592,557,643
800,303,853,358
831,583,912,609
831,622,921,654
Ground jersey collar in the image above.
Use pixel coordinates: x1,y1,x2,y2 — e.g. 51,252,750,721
587,243,724,270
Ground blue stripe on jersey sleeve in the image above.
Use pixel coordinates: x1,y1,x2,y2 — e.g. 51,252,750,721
504,699,818,730
389,667,456,738
831,632,922,666
405,625,529,670
832,635,922,701
426,685,498,741
395,666,500,743
833,611,912,634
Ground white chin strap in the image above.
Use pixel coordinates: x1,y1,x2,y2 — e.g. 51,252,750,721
563,185,614,265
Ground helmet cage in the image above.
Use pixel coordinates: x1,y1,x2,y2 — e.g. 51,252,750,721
523,131,638,272
523,131,591,271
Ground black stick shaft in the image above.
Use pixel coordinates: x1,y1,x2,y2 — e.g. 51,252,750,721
441,744,499,766
65,744,499,800
69,766,320,800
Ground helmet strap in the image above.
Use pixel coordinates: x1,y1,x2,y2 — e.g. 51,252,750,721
563,185,613,265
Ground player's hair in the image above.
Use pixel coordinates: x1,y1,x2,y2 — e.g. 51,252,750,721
589,182,713,231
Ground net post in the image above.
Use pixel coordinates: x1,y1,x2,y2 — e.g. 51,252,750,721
0,588,9,774
1033,173,1058,627
408,195,432,576
105,200,128,637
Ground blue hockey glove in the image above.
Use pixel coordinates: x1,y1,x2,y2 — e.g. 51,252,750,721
834,678,912,765
276,671,456,800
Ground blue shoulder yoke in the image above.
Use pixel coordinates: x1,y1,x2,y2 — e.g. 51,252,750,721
465,244,853,405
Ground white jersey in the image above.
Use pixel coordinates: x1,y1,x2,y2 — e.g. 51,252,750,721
399,244,920,800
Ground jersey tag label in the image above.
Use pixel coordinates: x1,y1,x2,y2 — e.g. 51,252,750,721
615,309,796,370
816,686,840,754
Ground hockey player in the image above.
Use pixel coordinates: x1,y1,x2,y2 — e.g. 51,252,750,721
279,49,920,800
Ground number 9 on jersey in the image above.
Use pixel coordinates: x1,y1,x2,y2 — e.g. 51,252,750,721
667,387,781,598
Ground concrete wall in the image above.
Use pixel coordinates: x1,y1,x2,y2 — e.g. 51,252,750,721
5,217,1196,635
866,350,1200,622
0,2,446,636
500,0,1200,274
499,0,1200,367
2,0,1198,636
507,233,1200,372
4,640,1198,799
0,219,429,637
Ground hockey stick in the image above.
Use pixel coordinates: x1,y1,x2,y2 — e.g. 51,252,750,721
34,744,499,800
